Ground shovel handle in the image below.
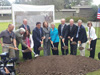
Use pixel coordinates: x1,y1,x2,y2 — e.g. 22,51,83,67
50,40,54,48
63,42,65,46
52,44,54,48
8,46,16,50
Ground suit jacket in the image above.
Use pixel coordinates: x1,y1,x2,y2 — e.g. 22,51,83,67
14,29,27,48
78,25,87,43
43,27,51,42
19,24,31,33
67,24,78,41
58,24,68,39
32,27,43,45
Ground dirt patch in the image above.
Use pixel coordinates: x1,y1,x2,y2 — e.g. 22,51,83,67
17,55,100,75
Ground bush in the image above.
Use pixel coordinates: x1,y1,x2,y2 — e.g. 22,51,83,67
65,17,88,23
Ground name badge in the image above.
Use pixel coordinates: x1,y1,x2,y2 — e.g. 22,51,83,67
11,38,13,42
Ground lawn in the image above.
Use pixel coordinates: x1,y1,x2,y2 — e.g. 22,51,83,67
0,22,100,75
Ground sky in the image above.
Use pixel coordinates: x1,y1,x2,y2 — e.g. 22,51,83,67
92,0,100,5
8,0,15,4
8,0,100,5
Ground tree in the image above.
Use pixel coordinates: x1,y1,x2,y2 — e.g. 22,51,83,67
15,0,65,11
31,0,65,11
0,0,11,6
89,5,100,21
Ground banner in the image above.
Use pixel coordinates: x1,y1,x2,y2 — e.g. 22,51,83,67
12,4,55,31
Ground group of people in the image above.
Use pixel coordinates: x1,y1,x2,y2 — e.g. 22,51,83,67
0,18,97,64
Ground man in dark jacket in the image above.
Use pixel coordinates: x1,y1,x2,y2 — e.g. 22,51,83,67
67,19,78,55
58,19,68,55
76,20,87,56
32,22,43,57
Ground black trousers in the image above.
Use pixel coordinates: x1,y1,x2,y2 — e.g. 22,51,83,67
51,42,59,55
22,45,32,60
61,39,68,55
34,43,41,55
90,39,97,58
70,40,77,55
70,43,77,55
23,52,32,60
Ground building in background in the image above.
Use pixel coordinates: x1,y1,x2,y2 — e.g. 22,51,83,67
0,0,94,20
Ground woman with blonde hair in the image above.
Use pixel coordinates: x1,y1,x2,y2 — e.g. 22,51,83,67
50,23,59,55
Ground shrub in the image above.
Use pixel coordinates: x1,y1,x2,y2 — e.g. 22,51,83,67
65,17,88,23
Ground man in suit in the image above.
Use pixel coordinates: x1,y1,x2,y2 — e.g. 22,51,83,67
19,19,31,33
67,19,78,55
32,22,43,57
77,20,87,56
58,19,68,55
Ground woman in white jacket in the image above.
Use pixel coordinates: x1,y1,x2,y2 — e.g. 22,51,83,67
87,21,97,59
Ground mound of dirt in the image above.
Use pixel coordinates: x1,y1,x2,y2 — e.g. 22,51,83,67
17,55,100,75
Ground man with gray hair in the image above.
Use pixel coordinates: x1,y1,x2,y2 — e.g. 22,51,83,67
76,20,87,56
19,19,31,33
0,24,17,58
15,28,32,63
67,19,78,55
58,18,68,55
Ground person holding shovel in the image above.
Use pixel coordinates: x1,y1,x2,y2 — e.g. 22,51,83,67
0,24,18,58
43,21,51,56
58,19,68,55
22,30,33,60
76,20,87,56
67,19,78,55
87,21,97,58
15,28,32,64
50,23,59,55
32,22,43,57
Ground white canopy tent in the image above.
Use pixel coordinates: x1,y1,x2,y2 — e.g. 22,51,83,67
12,4,55,31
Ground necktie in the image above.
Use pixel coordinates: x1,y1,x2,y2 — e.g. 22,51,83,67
76,27,80,38
25,25,27,30
39,29,41,37
61,25,64,36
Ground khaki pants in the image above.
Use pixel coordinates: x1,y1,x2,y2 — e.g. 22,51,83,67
2,44,15,58
80,43,86,56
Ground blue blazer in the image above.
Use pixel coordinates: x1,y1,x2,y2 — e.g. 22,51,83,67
78,25,87,43
19,24,31,33
32,27,43,45
50,28,59,43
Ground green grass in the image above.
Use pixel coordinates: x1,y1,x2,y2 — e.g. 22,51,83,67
0,22,100,75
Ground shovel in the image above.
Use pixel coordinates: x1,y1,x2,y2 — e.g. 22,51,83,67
50,41,57,50
86,40,92,51
71,41,77,45
62,41,68,50
4,45,36,55
86,44,92,51
38,39,44,51
68,38,77,45
38,44,44,51
78,44,84,50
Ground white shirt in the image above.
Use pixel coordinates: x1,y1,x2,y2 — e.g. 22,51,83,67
30,34,34,48
88,27,97,40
